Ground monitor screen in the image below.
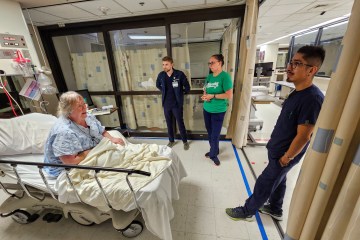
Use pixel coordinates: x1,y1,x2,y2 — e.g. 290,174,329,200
75,89,94,107
254,62,273,77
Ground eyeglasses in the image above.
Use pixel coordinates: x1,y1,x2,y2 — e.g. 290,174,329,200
208,61,219,66
287,61,313,69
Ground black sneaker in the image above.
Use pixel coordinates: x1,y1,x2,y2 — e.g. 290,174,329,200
259,204,283,221
167,141,176,148
212,157,220,166
225,206,254,222
205,149,220,158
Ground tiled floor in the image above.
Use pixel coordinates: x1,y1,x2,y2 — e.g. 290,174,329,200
0,103,304,240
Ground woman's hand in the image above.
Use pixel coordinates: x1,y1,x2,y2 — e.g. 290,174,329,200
110,136,125,146
201,94,214,102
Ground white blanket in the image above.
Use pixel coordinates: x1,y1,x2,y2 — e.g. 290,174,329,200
57,137,172,211
56,132,187,240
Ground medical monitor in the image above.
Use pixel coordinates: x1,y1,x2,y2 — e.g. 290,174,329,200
254,62,273,77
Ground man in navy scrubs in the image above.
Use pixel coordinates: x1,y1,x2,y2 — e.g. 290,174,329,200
156,56,191,150
226,45,325,221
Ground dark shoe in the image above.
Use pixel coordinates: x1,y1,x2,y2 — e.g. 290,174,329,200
212,157,220,166
259,204,283,221
183,142,190,150
205,149,220,158
167,141,176,148
225,206,254,222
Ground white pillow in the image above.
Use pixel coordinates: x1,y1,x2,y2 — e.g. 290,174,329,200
0,113,57,155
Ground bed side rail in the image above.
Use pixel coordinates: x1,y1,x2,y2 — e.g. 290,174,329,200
0,160,151,210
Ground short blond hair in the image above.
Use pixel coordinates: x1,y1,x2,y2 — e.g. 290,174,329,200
57,91,82,117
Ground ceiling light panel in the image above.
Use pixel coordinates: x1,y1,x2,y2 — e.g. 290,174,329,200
36,5,95,19
72,0,129,16
114,0,166,12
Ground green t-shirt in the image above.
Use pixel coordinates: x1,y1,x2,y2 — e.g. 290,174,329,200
203,71,233,113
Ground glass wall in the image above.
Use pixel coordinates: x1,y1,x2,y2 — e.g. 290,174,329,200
53,33,113,91
287,19,349,78
318,22,348,76
110,26,167,131
110,26,167,92
52,33,119,127
170,18,238,133
291,30,318,59
41,5,245,135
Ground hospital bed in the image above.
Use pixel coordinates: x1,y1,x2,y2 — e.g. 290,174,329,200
0,113,186,240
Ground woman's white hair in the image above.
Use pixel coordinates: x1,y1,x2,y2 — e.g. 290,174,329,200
57,91,82,118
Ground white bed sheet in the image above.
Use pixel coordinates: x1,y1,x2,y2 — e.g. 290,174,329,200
0,150,187,240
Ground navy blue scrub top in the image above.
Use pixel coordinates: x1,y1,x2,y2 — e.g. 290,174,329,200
164,73,178,109
266,84,324,155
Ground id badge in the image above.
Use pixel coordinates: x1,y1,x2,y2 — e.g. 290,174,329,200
172,81,179,88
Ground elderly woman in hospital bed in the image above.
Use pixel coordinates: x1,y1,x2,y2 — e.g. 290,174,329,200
44,91,125,177
0,93,186,239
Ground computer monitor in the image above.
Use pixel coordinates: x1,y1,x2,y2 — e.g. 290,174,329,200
254,62,274,77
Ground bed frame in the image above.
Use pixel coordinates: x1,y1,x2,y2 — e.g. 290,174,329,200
0,159,150,238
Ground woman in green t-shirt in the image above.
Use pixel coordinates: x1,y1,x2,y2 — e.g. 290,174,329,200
201,54,233,166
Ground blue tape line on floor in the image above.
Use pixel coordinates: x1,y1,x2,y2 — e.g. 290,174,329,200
232,144,268,240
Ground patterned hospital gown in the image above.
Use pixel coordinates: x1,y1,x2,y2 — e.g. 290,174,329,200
44,114,105,177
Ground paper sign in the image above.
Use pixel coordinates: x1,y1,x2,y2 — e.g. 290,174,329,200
19,78,41,101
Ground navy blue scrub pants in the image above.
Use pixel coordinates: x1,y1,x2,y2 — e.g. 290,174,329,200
164,107,187,143
203,109,226,159
243,150,304,215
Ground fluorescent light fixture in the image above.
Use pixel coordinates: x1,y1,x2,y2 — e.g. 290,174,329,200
128,34,166,40
257,13,350,47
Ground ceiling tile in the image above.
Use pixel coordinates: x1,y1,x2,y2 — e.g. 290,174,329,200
285,12,320,22
259,4,272,17
22,9,66,22
72,0,129,16
260,0,280,7
258,14,288,24
263,3,311,17
36,5,95,19
114,0,166,12
163,0,204,8
206,0,242,4
276,0,314,5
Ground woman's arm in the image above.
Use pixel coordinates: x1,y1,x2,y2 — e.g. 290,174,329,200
59,149,91,165
201,89,233,101
102,131,125,146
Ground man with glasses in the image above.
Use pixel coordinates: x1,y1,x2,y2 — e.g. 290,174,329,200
156,56,191,150
226,45,325,221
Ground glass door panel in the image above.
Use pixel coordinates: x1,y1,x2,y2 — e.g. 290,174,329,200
52,33,113,91
110,27,167,91
110,26,167,132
